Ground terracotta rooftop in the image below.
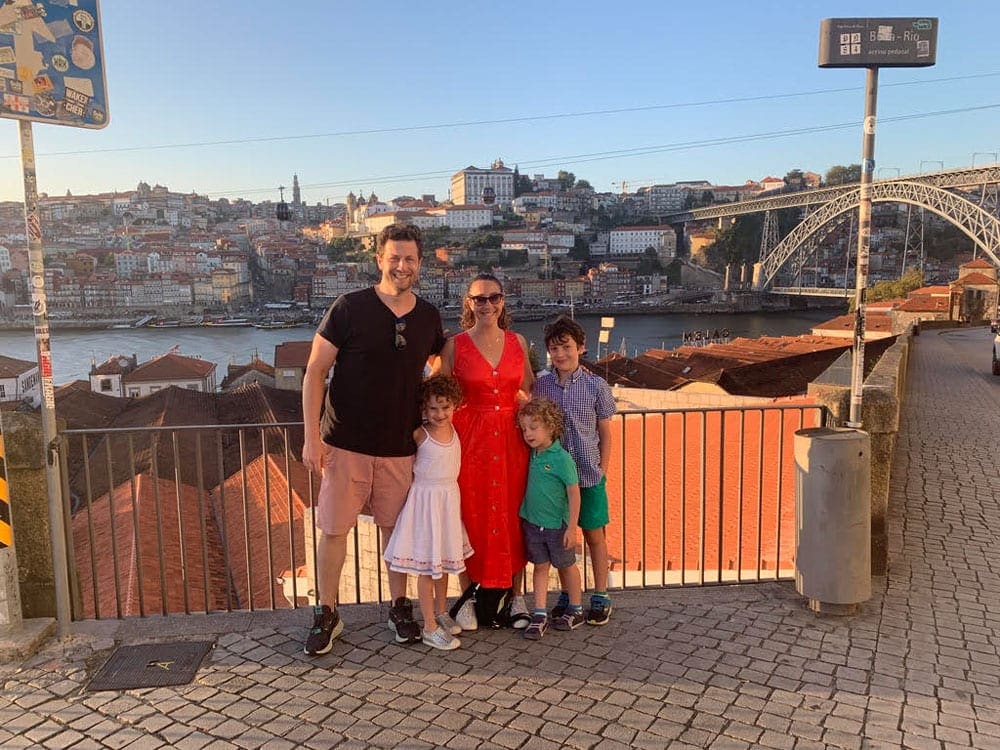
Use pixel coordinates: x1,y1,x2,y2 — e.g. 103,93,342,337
951,272,998,287
274,340,312,369
220,357,275,390
55,382,128,430
588,334,860,394
65,382,304,505
124,353,215,383
210,453,311,610
961,258,995,269
908,285,951,296
0,354,37,378
812,313,894,333
91,354,137,376
72,473,230,618
897,296,950,312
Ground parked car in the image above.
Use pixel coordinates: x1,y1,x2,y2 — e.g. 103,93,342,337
991,317,998,333
993,332,1000,376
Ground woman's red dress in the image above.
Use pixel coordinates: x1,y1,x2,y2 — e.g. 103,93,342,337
451,330,529,589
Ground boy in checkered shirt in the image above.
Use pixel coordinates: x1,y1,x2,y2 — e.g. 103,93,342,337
532,316,616,625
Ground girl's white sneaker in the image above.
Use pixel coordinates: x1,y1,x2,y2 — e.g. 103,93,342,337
422,628,460,651
437,612,462,636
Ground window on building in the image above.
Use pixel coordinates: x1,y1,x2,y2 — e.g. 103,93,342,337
128,388,139,398
100,378,113,392
0,384,5,399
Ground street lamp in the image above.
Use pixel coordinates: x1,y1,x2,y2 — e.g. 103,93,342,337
972,151,998,167
919,160,944,173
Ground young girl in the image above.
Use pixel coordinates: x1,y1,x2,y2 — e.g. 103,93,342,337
384,375,473,650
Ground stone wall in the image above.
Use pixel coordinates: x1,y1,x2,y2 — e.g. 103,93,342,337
0,413,55,618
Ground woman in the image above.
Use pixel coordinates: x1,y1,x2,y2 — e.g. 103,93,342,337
437,273,534,628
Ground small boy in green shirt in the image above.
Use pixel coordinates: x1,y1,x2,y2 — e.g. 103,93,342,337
517,397,582,640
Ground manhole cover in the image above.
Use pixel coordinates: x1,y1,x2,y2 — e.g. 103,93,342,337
86,640,214,692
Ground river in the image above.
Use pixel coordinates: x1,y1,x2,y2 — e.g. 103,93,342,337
0,309,841,385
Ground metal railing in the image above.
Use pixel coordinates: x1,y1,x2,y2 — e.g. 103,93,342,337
60,403,827,620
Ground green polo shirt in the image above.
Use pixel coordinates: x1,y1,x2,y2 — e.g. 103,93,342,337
519,442,579,528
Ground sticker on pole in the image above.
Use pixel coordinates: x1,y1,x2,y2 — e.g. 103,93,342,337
0,1,109,128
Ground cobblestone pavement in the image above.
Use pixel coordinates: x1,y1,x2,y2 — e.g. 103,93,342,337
1,328,998,749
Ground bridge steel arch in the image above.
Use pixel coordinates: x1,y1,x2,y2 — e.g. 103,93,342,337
757,181,1000,290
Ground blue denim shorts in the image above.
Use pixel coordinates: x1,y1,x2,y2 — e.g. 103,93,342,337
521,520,576,569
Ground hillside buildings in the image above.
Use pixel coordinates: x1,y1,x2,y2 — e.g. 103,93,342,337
0,355,40,408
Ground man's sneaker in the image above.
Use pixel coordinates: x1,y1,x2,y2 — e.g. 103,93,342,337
586,595,612,626
509,595,531,629
552,609,585,631
436,612,461,636
550,590,570,620
455,599,478,631
387,597,421,644
523,613,548,640
423,628,460,651
304,604,343,655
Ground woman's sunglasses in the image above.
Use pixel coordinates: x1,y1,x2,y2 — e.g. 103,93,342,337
468,293,504,306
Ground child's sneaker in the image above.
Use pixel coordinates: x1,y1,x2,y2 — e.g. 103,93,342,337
586,595,612,626
436,612,461,636
552,609,585,631
523,613,548,640
550,590,569,620
509,595,531,629
422,628,460,651
455,599,478,631
303,605,343,655
388,597,421,644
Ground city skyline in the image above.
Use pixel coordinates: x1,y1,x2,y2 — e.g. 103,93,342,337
0,1,997,205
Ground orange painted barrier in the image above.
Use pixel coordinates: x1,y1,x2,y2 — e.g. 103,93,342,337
597,403,823,586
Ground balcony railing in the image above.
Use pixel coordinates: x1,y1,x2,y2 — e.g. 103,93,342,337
59,403,826,620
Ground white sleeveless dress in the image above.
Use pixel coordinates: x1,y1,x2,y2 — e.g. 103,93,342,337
384,427,473,579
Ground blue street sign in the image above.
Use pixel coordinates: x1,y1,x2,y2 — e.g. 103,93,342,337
0,0,108,128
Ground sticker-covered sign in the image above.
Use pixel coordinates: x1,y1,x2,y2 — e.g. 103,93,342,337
818,18,938,68
0,1,108,128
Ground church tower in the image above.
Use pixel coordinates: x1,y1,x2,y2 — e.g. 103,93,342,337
292,174,301,207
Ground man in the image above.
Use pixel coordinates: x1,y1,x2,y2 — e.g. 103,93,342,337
302,223,445,655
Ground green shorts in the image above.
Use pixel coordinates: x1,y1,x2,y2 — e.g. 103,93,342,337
579,476,609,531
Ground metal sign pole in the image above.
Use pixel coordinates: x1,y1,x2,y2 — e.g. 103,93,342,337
18,120,72,638
847,67,878,428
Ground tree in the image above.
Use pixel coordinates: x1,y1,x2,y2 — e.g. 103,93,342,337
636,247,664,275
569,235,591,260
328,236,362,262
513,165,529,198
666,258,683,285
847,269,924,311
825,164,862,186
784,169,805,189
575,179,593,191
557,170,576,190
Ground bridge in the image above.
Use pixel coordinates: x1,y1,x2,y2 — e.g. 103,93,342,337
661,164,1000,293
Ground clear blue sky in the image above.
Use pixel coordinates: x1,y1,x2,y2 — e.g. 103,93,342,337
0,1,997,205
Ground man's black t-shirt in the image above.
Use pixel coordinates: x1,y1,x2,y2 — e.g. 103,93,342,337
317,287,445,457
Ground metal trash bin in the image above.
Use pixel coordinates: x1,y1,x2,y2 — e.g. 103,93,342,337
794,427,871,614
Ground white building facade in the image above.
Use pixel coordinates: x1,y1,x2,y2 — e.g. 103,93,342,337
608,226,678,260
450,159,514,208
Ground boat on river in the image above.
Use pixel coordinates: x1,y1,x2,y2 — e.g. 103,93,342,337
205,317,252,327
252,320,301,330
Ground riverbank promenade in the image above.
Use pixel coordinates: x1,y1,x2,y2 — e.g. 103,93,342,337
1,328,998,749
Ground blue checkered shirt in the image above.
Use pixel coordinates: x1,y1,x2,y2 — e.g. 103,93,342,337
532,368,616,488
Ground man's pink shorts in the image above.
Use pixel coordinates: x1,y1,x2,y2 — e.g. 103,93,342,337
315,445,414,536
